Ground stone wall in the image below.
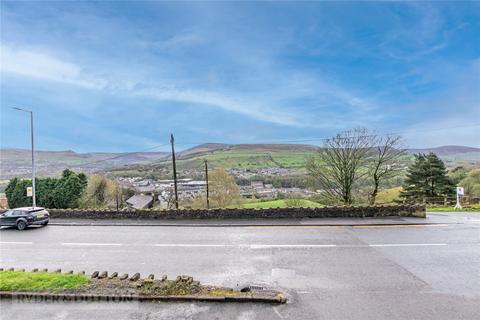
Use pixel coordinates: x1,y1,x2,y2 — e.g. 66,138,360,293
44,205,425,219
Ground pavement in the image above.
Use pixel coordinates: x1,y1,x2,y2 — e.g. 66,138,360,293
43,211,475,226
0,211,479,319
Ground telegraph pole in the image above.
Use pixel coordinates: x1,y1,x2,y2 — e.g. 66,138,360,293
204,159,210,209
170,134,179,209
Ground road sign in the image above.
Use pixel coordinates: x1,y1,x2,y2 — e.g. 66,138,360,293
27,187,33,197
456,187,464,196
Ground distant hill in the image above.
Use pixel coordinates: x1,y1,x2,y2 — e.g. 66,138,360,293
0,148,168,179
177,143,231,158
177,143,318,159
1,144,479,180
407,145,480,168
408,145,480,155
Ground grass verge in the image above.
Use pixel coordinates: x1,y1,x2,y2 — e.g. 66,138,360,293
0,271,88,292
427,205,480,212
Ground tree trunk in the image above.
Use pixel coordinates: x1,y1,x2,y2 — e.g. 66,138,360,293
369,185,378,205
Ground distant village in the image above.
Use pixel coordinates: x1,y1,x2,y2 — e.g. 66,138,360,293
118,167,315,209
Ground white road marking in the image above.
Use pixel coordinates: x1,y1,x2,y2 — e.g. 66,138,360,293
250,244,336,249
61,242,122,246
154,244,230,247
151,243,449,249
369,243,447,247
153,244,336,249
1,242,450,248
273,306,285,319
0,241,33,245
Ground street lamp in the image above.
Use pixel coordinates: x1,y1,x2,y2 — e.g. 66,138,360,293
12,107,36,208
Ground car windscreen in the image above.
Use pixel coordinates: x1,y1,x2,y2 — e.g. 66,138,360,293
2,210,14,216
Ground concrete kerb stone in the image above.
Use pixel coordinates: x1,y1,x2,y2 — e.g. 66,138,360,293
0,268,286,304
129,273,140,281
0,292,285,304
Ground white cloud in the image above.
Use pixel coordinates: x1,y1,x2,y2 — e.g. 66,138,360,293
0,43,385,131
134,86,303,127
0,44,106,89
160,33,204,50
0,43,307,127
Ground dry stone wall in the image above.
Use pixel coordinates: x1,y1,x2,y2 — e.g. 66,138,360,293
44,205,426,219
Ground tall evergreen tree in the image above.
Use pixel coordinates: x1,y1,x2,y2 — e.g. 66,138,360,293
53,174,84,209
5,178,32,208
5,170,87,209
36,178,59,208
401,153,455,202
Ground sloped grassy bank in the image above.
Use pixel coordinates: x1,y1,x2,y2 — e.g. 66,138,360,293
0,270,286,303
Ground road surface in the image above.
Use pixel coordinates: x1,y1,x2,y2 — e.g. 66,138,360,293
1,212,479,319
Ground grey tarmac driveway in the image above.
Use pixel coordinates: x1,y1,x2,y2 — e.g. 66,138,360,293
0,212,479,319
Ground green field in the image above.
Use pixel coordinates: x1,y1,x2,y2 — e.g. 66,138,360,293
241,199,323,209
0,271,88,292
375,187,403,203
177,151,311,170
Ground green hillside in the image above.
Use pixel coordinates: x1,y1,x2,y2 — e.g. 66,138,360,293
2,144,479,181
187,150,310,169
109,149,313,178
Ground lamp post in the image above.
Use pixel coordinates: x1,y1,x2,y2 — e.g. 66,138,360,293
12,107,36,208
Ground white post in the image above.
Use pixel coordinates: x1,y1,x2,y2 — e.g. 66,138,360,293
454,187,463,209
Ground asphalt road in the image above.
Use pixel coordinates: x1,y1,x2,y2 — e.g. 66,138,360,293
1,212,479,319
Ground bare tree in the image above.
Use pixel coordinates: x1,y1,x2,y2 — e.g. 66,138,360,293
179,168,242,209
165,187,177,209
368,135,406,205
307,128,373,205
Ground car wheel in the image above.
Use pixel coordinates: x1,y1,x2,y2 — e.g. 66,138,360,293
42,221,49,226
17,220,27,231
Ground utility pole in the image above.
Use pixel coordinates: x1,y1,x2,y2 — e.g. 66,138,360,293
204,159,210,209
170,133,179,209
13,107,36,208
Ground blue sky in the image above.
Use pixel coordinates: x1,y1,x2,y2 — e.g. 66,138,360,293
1,1,479,152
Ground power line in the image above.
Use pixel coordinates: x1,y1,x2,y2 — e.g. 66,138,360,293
73,143,170,168
65,122,479,169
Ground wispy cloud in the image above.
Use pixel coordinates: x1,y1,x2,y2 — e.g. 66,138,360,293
1,44,106,89
1,43,304,126
2,43,372,129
